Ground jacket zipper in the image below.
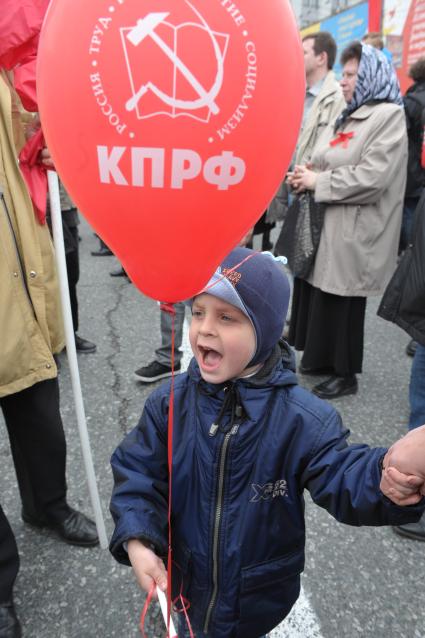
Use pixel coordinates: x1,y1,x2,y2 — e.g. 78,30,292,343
1,193,35,315
203,423,239,633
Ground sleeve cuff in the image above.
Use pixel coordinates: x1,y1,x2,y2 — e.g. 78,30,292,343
314,170,332,203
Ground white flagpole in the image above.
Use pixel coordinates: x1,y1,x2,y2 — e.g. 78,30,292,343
157,588,177,637
47,170,108,550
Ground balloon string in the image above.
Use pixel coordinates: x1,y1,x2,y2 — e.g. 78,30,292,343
160,302,175,637
139,582,156,637
178,593,194,638
139,577,194,637
159,303,195,638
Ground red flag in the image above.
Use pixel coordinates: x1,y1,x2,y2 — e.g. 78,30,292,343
0,0,50,221
0,0,49,70
19,127,47,224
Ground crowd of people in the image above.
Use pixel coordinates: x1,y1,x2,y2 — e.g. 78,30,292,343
1,22,425,638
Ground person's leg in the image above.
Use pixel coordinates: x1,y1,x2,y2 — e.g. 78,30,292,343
0,380,98,546
408,343,425,430
296,291,365,398
134,303,186,382
91,236,113,256
261,222,275,252
0,505,21,636
0,506,19,603
65,225,80,333
155,302,186,368
0,379,70,524
65,222,96,352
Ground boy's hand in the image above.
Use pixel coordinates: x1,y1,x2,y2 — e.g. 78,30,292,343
383,424,425,493
39,147,55,170
127,539,168,595
380,465,424,506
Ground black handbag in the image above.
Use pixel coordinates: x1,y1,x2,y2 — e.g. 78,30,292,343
274,191,325,280
378,191,425,345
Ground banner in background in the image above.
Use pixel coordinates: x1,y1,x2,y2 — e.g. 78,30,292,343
301,2,368,77
384,0,425,92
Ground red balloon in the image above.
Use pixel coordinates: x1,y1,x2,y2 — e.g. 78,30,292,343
37,0,304,302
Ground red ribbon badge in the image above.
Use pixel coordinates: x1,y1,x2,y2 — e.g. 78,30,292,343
330,131,354,149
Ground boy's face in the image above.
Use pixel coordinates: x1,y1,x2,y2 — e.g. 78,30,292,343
189,293,256,384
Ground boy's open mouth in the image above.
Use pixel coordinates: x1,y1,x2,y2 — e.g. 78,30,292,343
198,345,222,368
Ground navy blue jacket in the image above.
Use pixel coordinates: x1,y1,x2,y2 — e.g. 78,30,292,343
110,344,423,638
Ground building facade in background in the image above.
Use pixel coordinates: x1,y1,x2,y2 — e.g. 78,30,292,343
293,0,359,28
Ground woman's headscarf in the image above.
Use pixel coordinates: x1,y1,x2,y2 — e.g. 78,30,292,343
334,42,403,132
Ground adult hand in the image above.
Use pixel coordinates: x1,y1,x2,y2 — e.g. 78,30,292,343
39,147,55,170
127,539,168,596
380,465,424,506
383,424,425,495
289,165,317,193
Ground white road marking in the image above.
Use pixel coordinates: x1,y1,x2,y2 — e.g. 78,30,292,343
271,589,323,637
181,319,324,638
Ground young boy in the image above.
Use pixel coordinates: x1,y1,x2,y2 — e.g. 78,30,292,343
110,247,425,638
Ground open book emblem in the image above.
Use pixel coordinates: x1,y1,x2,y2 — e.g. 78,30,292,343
122,1,229,122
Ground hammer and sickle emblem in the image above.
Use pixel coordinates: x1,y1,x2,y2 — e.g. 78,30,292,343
125,1,225,115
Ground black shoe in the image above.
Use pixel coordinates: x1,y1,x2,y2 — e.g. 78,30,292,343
134,361,182,383
298,364,334,376
0,602,21,638
393,516,425,542
110,266,129,278
22,508,99,547
75,334,97,354
91,247,113,256
312,375,358,399
406,339,417,357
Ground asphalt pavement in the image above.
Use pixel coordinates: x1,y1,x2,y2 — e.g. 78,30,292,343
1,218,424,638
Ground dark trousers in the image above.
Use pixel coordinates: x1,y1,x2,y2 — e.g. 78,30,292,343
0,506,19,602
0,378,69,523
64,223,80,332
0,378,70,601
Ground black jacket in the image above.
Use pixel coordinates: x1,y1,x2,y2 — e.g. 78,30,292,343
378,189,425,345
404,81,425,198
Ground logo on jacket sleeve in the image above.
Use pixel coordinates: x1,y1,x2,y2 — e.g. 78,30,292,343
250,479,288,503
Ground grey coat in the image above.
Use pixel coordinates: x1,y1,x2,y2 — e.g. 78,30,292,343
308,102,408,297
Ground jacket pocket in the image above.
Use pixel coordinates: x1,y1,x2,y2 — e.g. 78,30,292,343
342,205,362,240
237,548,304,637
241,547,304,591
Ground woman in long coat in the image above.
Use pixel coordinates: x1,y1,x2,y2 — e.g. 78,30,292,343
288,42,407,399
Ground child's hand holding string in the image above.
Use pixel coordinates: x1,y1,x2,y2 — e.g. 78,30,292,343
127,539,168,596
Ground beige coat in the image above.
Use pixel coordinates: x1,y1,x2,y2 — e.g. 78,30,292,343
0,72,64,398
295,70,345,166
309,102,408,297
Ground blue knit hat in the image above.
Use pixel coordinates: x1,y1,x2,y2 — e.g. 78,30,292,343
200,247,290,366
